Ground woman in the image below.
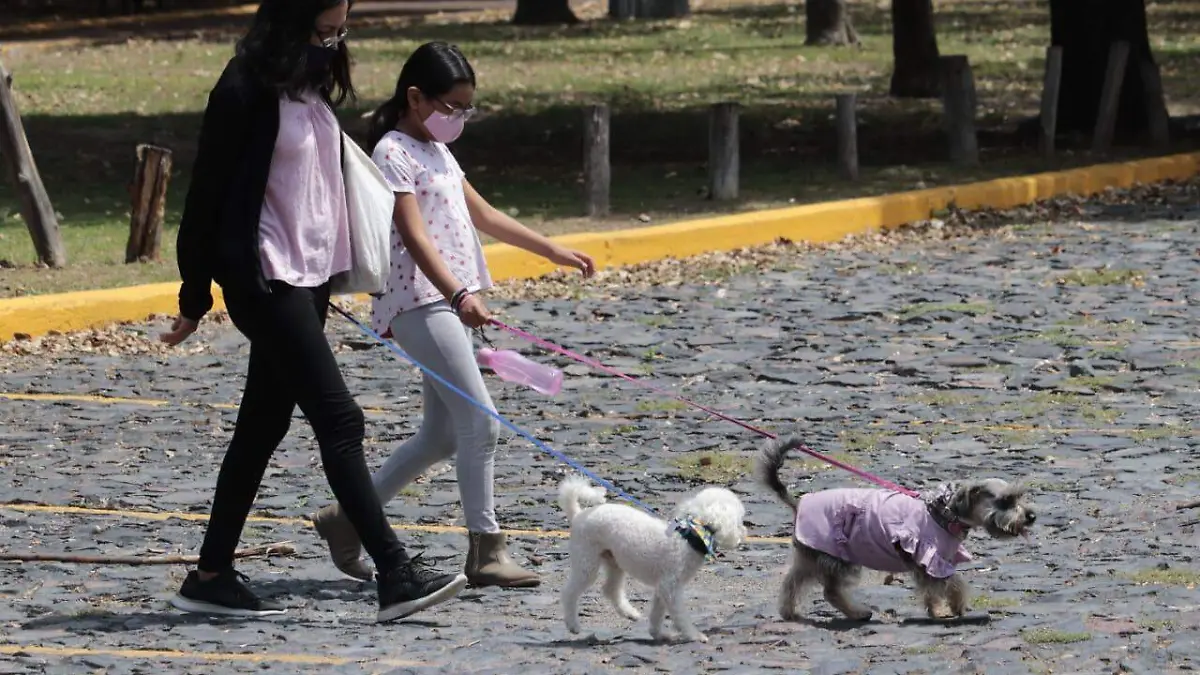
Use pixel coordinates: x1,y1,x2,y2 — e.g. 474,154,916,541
160,0,466,623
311,42,595,588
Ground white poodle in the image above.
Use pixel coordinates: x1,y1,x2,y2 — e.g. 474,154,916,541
557,475,747,643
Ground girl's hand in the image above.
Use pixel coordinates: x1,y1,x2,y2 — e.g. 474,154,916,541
160,315,199,346
548,245,596,278
456,294,492,329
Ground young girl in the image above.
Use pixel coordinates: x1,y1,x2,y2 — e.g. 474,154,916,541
312,41,595,588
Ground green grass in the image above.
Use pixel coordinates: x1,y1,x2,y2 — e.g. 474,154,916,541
1063,375,1119,391
901,645,942,655
2,0,1200,296
1140,617,1177,632
1129,425,1184,443
634,399,689,414
1055,268,1146,287
971,594,1021,611
670,451,753,483
637,315,673,328
1023,326,1090,348
1022,629,1092,645
1126,567,1200,587
1166,472,1200,486
598,423,640,437
840,430,886,453
798,451,857,472
898,302,991,321
902,391,987,408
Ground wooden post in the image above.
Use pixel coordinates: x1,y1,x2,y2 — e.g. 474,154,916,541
939,55,979,165
126,144,173,263
835,93,859,181
1092,40,1130,155
1141,59,1170,150
708,102,739,201
0,59,66,268
582,104,610,218
1038,46,1064,160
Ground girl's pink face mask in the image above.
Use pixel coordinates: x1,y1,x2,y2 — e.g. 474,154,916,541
423,110,465,144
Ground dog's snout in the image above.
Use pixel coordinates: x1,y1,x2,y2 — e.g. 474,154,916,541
1026,512,1036,525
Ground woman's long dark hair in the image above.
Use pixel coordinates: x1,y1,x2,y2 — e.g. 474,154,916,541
366,42,475,149
237,0,356,107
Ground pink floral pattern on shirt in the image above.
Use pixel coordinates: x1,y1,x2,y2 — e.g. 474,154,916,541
369,131,492,334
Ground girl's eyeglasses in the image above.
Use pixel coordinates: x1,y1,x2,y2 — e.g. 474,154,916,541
437,99,478,122
318,27,349,49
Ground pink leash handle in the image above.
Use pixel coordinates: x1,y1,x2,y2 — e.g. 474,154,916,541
488,319,918,498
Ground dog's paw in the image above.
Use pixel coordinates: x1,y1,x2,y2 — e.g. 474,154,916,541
779,607,802,622
565,620,582,634
619,608,642,621
687,632,709,644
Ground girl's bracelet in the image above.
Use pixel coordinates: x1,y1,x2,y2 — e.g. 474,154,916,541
449,287,470,314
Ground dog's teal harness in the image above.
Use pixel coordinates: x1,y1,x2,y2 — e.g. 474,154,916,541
672,516,717,561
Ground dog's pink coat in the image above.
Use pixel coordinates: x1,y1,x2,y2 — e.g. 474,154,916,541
794,489,972,579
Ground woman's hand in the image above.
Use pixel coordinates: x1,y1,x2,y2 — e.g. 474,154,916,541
160,315,199,346
456,294,492,329
547,245,596,278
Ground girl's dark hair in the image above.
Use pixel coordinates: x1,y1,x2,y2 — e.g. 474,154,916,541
366,42,476,148
237,0,356,107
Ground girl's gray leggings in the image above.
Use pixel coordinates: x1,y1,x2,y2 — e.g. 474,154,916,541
373,300,501,533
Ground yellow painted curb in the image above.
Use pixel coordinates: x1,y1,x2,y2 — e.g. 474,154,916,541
2,151,1198,342
0,282,224,341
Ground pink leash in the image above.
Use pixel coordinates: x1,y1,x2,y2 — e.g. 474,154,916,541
488,319,919,498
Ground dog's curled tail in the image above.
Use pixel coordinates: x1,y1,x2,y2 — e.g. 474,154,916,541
558,475,608,522
756,434,807,510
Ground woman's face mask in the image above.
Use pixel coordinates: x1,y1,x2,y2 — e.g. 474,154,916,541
422,110,466,144
307,25,347,80
306,44,337,77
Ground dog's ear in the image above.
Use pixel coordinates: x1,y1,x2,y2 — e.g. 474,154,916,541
948,483,988,517
993,483,1027,509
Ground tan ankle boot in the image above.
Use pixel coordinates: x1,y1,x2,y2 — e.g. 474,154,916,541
312,503,374,582
465,532,541,588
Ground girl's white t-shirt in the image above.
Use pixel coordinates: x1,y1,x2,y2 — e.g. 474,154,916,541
369,130,493,335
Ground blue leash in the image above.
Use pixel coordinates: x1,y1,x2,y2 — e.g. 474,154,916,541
330,303,660,517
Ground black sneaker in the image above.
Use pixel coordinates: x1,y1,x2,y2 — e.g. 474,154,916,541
169,569,286,617
376,554,468,623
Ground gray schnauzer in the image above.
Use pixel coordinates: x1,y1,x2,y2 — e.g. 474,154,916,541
756,435,1035,622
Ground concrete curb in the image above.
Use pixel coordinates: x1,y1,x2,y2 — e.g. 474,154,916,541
2,151,1197,342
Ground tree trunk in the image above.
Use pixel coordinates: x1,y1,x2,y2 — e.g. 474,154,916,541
889,0,941,98
806,0,859,46
513,0,579,25
1048,0,1155,136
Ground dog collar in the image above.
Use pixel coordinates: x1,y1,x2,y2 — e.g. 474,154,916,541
673,516,717,561
920,484,970,541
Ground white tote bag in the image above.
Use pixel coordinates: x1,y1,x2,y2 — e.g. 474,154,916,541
331,131,393,296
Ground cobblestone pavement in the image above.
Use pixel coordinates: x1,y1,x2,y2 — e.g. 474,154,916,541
2,190,1200,674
